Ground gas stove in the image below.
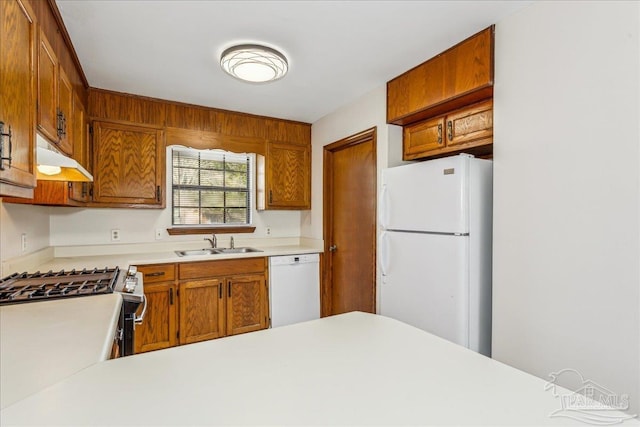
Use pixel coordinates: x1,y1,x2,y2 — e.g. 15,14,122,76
0,267,119,305
0,266,144,356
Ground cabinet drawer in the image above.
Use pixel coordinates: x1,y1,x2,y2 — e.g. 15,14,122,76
137,263,176,283
179,257,266,280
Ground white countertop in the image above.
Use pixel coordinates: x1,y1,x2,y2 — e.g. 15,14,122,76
0,293,123,410
34,244,322,272
3,311,635,425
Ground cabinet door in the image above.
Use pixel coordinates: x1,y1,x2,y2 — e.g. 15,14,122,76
0,0,36,196
403,116,446,160
265,141,310,209
56,66,73,156
442,27,494,101
92,121,164,206
37,29,58,143
226,274,268,336
179,279,225,344
386,26,494,126
445,100,493,148
69,91,89,203
134,282,177,354
388,54,445,123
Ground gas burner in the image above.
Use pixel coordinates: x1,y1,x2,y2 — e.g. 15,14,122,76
0,267,119,305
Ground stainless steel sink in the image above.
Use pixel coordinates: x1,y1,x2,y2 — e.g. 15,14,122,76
175,248,220,257
214,247,263,254
175,247,262,257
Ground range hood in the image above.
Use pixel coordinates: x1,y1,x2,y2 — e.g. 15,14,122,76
36,135,93,182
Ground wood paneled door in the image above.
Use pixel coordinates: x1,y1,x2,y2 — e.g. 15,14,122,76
323,128,377,315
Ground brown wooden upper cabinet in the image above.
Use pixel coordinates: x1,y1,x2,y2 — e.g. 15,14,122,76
37,29,73,156
91,121,165,207
0,0,37,199
404,100,493,160
387,26,494,126
68,91,90,203
257,140,311,210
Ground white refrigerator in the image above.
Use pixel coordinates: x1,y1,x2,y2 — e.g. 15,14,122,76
379,154,492,356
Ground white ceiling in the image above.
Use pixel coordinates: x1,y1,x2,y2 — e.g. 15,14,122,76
56,1,531,124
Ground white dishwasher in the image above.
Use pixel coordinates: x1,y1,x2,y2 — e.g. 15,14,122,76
269,254,320,328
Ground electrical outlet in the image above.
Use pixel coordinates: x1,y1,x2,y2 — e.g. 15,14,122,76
21,233,27,252
111,229,121,242
155,229,163,240
265,226,271,236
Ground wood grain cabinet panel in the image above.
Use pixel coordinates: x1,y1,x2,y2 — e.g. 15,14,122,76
68,90,89,203
134,282,178,354
179,279,225,344
0,0,37,198
442,29,494,102
258,140,310,210
36,28,58,142
403,100,493,160
135,258,268,353
92,121,165,207
56,65,73,155
226,274,268,336
403,116,446,159
36,28,74,156
445,100,493,148
387,26,494,125
134,264,178,354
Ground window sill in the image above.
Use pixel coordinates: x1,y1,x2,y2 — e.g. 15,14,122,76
167,226,256,236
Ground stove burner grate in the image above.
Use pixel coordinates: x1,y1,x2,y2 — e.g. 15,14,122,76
0,267,119,305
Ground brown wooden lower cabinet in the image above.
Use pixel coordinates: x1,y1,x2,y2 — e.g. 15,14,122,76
134,258,269,354
226,274,268,336
134,281,178,354
179,278,225,344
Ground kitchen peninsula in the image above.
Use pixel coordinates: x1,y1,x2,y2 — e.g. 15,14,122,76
2,311,637,425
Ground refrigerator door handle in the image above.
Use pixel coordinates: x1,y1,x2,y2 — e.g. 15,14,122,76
380,231,390,280
379,184,389,229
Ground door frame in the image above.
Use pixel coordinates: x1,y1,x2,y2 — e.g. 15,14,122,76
322,127,377,317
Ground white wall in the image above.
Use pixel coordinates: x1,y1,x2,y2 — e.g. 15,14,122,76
50,147,302,247
0,201,51,264
306,84,403,314
303,84,403,240
493,0,639,413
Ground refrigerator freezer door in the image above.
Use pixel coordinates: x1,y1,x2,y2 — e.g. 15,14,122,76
381,154,469,234
380,231,469,348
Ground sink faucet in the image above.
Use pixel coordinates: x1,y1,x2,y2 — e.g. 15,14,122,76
204,234,217,248
230,236,235,249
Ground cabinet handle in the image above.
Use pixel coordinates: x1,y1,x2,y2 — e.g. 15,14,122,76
227,280,232,298
56,109,65,138
0,121,12,170
437,123,442,144
134,295,148,325
269,190,273,204
145,271,165,277
170,288,174,305
219,283,222,299
156,186,161,202
447,121,453,141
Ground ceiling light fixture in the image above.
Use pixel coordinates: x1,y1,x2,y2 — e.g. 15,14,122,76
220,44,288,83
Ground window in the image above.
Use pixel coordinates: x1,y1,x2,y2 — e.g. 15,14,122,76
172,148,252,226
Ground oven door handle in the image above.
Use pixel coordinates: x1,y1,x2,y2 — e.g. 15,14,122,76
134,295,147,325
